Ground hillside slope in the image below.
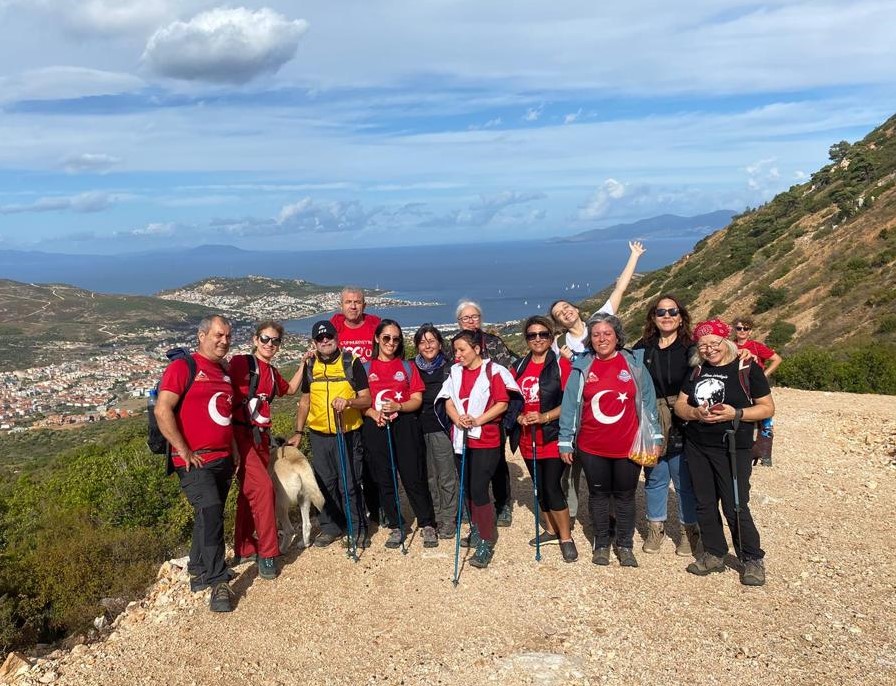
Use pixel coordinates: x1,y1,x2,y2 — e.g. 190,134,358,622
582,113,896,351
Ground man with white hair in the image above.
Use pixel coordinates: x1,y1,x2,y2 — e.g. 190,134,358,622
331,286,381,364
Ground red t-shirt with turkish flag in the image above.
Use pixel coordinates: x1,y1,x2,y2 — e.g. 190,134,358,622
577,354,638,458
229,354,290,428
737,340,776,366
331,313,382,363
513,358,571,459
159,353,233,467
456,364,510,449
366,357,425,412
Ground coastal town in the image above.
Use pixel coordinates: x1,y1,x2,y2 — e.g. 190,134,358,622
0,280,436,432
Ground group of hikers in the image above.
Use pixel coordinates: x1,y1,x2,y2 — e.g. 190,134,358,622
154,241,781,612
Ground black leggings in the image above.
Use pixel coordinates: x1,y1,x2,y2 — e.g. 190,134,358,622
362,415,435,529
578,451,641,549
456,446,502,543
523,457,567,512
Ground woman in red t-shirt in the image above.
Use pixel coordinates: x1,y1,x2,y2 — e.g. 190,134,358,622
439,330,519,569
230,320,304,579
510,316,576,562
361,319,437,551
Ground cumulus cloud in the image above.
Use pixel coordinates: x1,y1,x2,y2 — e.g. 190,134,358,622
274,197,375,233
131,222,176,236
62,153,122,174
143,8,309,84
0,191,111,215
578,179,626,220
745,157,780,192
0,67,143,103
432,190,545,227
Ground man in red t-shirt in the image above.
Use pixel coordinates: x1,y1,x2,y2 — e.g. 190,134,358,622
331,286,381,364
155,314,236,612
732,316,782,378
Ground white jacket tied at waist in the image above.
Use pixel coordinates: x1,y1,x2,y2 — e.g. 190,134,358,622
436,361,521,453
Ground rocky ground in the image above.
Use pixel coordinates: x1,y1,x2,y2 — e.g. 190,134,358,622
3,387,895,686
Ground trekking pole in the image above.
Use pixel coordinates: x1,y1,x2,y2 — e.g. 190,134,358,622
385,419,408,555
335,409,359,562
725,428,743,560
531,426,541,562
452,428,469,587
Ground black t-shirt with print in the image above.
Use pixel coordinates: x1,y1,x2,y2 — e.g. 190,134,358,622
680,360,771,449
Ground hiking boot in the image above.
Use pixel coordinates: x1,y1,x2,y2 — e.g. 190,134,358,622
741,559,766,587
209,583,233,612
385,528,406,549
496,503,513,527
437,523,456,540
258,557,277,580
469,539,495,569
529,531,560,547
686,552,727,576
459,526,482,549
761,456,773,467
591,546,611,566
421,526,439,548
677,523,703,558
231,553,258,565
314,532,341,548
190,575,209,593
560,540,579,563
615,546,639,568
642,521,665,554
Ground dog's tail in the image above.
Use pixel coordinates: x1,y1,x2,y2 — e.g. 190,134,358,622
296,458,326,510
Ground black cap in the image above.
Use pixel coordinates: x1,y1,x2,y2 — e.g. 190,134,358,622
311,320,337,341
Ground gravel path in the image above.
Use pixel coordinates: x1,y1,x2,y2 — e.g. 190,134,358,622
8,388,896,686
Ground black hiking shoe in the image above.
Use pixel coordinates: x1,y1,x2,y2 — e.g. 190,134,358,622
615,546,639,568
469,539,495,569
314,532,341,548
741,559,766,586
560,540,579,563
496,504,513,527
529,531,560,547
686,552,727,576
209,583,233,612
459,526,482,549
591,546,611,566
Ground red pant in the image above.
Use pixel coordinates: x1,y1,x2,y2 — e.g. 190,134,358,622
234,430,280,559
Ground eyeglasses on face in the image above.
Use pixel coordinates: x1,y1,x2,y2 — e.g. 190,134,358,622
735,325,751,331
459,313,481,322
525,330,552,341
697,341,723,352
258,334,282,346
655,307,680,317
380,334,401,344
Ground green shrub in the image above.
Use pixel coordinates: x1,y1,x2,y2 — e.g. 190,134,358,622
707,300,727,318
777,344,896,394
776,347,841,391
754,286,788,314
877,315,896,334
766,320,797,350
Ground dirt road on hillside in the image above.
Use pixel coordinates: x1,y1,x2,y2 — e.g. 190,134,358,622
7,388,896,686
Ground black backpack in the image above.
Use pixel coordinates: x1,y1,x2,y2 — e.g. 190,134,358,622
147,348,197,472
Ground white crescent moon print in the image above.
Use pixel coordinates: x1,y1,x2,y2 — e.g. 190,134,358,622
591,390,624,424
374,390,389,411
247,397,270,424
208,392,231,427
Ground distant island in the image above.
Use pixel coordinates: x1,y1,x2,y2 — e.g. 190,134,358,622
559,210,736,242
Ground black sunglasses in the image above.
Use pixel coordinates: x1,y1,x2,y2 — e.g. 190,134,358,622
735,325,751,331
655,308,679,317
258,334,282,346
314,334,334,342
525,331,552,341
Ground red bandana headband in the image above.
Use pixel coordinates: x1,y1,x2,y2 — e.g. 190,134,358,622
692,319,732,339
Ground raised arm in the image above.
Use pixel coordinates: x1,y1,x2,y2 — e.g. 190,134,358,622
604,241,646,314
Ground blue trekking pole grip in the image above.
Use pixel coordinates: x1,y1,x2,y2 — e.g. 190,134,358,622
384,419,408,555
532,425,541,562
335,409,358,562
452,428,469,587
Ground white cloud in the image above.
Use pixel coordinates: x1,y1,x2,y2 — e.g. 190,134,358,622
62,152,121,174
0,191,111,214
143,8,309,84
439,190,545,227
563,108,583,125
0,67,143,103
524,105,543,122
745,158,780,192
274,197,375,233
579,179,626,220
131,221,175,236
26,0,176,37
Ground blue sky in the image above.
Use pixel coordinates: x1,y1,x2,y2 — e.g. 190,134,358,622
0,0,893,253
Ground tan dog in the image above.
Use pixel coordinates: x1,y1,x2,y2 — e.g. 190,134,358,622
270,443,325,550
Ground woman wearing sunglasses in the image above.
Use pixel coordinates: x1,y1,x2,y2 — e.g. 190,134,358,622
674,319,774,586
509,316,576,561
632,295,701,557
732,317,782,378
362,319,438,550
230,320,305,580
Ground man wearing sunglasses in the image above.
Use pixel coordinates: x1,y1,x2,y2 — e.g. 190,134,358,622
288,320,373,548
331,286,382,364
732,317,782,378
